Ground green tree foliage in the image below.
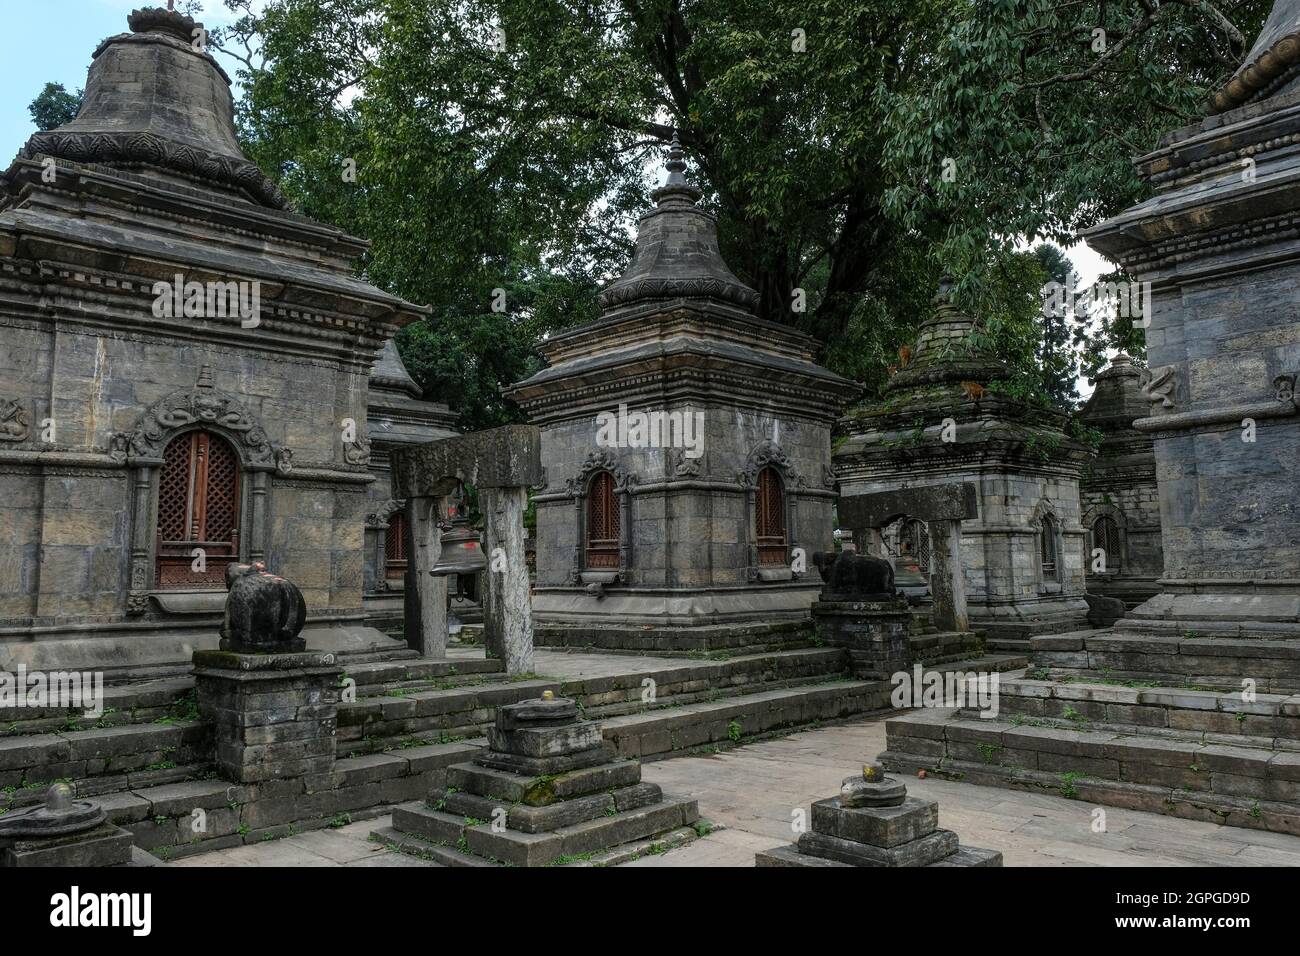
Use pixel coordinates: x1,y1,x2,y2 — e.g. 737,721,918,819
27,82,81,131
211,0,1265,426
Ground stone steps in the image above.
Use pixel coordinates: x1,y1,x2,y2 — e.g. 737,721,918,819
975,677,1300,745
1030,631,1300,694
597,679,894,759
83,742,479,861
881,705,1300,836
0,719,210,793
0,676,198,736
380,795,699,867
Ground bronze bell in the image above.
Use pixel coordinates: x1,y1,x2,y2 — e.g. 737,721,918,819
430,490,487,576
430,524,486,576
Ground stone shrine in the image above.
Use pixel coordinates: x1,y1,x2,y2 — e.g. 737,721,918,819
375,691,700,865
0,7,429,677
508,137,859,651
883,1,1300,836
835,279,1092,647
1078,354,1163,608
756,762,1001,867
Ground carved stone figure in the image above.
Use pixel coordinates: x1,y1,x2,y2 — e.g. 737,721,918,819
812,550,897,602
0,399,30,442
219,562,308,653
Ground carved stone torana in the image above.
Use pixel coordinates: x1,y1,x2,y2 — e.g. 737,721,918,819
366,498,404,529
1138,365,1177,409
112,366,289,471
566,448,637,496
391,424,543,498
0,399,30,442
738,439,807,489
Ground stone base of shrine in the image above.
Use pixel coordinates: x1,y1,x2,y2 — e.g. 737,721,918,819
968,594,1091,649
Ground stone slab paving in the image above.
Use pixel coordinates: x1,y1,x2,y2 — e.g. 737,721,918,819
167,711,1300,867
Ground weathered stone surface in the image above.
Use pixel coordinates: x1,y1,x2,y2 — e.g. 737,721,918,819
1084,593,1126,628
812,796,938,848
487,722,604,759
798,827,959,867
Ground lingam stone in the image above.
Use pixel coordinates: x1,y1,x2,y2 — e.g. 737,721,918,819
0,783,106,838
840,764,907,808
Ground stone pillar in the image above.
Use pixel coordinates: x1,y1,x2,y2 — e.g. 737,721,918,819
403,495,448,658
248,470,269,564
127,463,154,605
928,518,968,633
482,485,533,675
193,649,342,783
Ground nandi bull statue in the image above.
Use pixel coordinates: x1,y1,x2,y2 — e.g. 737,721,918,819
219,562,308,653
812,550,898,603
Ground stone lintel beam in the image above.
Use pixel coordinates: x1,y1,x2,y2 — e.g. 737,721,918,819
391,424,543,498
838,483,978,531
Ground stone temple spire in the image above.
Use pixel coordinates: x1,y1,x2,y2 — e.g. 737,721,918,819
1208,0,1300,113
20,6,286,208
597,130,759,313
883,276,1006,394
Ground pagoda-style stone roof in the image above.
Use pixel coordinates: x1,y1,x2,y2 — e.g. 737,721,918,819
21,7,286,208
368,340,458,447
371,339,423,399
508,138,858,425
598,136,760,314
836,279,1089,472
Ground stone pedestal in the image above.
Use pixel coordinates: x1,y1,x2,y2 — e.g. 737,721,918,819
756,764,1000,867
376,692,699,866
812,599,912,679
193,649,342,783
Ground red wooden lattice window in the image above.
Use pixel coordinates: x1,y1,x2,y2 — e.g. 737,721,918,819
756,466,787,565
385,511,408,580
585,471,620,569
155,431,240,589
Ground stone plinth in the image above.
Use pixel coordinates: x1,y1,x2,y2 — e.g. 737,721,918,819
375,693,699,866
812,599,912,679
756,764,1000,867
193,649,342,783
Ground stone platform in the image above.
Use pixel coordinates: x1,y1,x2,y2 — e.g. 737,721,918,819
374,692,698,865
882,626,1300,836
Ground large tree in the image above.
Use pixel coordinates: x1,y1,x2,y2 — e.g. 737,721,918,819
209,0,1265,426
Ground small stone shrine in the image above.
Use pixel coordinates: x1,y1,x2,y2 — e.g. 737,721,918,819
508,136,858,650
835,279,1091,647
756,763,1001,867
376,690,699,865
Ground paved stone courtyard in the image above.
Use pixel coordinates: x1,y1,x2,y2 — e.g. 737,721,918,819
169,716,1300,868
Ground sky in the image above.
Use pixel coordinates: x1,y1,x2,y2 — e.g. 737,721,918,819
1,0,1115,398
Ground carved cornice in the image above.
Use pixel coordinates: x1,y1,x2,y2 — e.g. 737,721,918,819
22,131,288,210
599,275,760,311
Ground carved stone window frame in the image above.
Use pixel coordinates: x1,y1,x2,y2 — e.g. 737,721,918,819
365,498,405,593
565,450,634,584
739,440,805,582
112,367,291,614
1030,502,1063,595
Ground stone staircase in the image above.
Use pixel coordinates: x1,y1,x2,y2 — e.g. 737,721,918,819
881,627,1300,836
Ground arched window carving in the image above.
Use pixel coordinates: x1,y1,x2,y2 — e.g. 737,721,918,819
1039,515,1059,583
585,470,620,569
385,511,408,580
756,466,787,565
155,430,240,589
